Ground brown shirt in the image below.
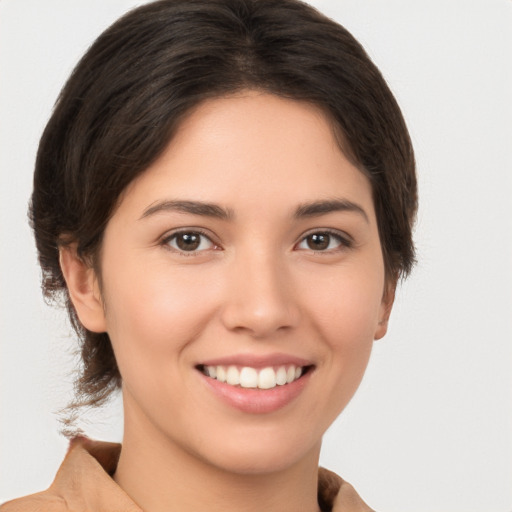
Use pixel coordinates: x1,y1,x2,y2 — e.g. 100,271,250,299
1,438,374,511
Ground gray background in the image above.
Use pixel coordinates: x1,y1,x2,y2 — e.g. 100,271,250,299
1,0,511,510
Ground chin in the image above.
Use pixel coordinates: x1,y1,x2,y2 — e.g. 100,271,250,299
195,428,321,476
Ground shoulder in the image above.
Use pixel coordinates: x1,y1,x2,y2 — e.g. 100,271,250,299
0,492,68,512
318,467,375,512
1,438,140,512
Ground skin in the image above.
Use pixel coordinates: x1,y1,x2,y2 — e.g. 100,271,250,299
60,91,394,512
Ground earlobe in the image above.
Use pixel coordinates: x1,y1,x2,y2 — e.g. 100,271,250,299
374,281,396,340
59,245,107,333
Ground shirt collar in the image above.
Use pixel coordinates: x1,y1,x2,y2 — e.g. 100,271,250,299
48,437,373,512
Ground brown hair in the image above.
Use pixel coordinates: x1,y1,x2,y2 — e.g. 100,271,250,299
31,0,417,414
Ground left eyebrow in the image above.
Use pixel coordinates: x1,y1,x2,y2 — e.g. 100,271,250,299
294,198,369,223
139,200,233,220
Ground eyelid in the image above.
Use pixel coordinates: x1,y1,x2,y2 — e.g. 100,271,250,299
160,227,221,254
295,228,354,251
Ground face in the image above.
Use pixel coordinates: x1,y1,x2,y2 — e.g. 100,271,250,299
70,92,392,475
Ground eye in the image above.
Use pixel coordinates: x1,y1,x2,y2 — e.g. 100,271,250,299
164,231,217,253
296,231,351,252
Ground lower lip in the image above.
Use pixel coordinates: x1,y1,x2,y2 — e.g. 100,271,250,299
199,370,312,414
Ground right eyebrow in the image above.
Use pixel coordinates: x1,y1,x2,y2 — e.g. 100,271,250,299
139,199,233,221
294,198,369,223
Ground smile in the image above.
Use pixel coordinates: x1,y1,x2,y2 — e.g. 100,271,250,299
198,364,308,390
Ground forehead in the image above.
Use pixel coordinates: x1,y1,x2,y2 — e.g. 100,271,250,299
117,91,375,220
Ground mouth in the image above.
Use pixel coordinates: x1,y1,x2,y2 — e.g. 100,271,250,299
195,356,315,414
196,364,313,390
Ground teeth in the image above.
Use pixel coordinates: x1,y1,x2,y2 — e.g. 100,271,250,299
240,367,258,388
258,367,276,389
216,366,226,383
203,364,306,389
276,366,287,386
226,366,240,386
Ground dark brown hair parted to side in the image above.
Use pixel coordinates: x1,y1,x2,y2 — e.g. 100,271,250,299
30,0,417,420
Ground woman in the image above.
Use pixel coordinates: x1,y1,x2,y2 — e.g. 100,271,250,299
1,0,416,510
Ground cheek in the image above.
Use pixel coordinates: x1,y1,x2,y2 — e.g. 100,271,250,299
303,262,385,348
101,259,221,366
293,268,382,431
317,287,377,382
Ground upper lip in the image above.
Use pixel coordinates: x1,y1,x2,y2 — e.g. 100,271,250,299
197,353,314,369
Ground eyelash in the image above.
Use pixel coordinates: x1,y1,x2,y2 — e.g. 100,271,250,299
160,228,353,256
161,229,219,256
296,229,353,253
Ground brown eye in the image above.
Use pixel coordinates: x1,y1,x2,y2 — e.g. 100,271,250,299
176,233,200,251
306,233,330,250
297,231,350,252
166,231,215,253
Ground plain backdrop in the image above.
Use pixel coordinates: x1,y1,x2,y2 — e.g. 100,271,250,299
1,1,511,510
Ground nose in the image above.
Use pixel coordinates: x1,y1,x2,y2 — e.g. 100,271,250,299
219,250,300,338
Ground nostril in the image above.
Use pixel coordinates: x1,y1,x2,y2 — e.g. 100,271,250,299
218,270,300,336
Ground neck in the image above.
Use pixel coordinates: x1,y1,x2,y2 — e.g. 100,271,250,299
114,402,322,512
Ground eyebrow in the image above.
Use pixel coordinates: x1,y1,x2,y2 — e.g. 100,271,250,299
140,198,369,223
140,200,233,220
294,199,369,223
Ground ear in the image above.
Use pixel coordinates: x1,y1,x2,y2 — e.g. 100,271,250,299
374,279,396,340
59,245,107,333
